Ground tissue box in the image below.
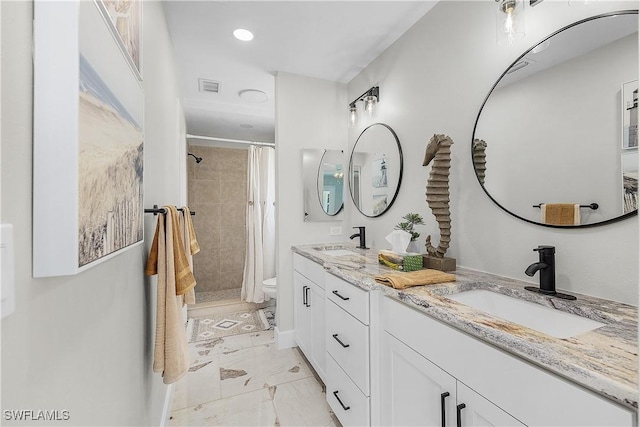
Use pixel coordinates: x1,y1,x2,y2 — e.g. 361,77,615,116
379,250,423,272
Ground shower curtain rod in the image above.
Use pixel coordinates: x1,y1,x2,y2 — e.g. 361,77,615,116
186,134,275,147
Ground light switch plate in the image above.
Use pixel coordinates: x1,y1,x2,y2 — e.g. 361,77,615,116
1,224,15,318
329,226,342,236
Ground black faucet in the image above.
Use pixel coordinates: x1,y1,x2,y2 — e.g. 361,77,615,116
349,226,368,249
524,245,576,300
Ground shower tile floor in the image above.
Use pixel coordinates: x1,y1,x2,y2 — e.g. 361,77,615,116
170,306,337,426
195,288,242,304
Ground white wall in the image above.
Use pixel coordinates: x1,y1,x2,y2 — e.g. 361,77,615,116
479,34,637,222
347,1,639,305
1,2,185,425
275,72,348,333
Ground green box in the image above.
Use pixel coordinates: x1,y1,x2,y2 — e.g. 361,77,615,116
403,255,423,272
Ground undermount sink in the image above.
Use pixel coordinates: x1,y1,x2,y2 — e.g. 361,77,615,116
321,249,358,257
446,289,605,339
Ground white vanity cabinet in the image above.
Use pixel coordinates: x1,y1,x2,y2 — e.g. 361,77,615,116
382,331,524,427
382,297,635,427
293,254,326,381
324,272,371,426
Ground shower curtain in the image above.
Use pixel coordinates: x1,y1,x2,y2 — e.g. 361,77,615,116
242,145,276,303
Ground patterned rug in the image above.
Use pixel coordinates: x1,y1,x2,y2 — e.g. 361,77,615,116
187,309,271,343
263,307,276,329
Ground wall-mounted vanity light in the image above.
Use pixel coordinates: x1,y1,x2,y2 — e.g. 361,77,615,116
495,0,525,45
495,0,546,46
349,105,358,127
348,86,379,127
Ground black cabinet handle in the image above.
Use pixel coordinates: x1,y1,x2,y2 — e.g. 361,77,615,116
456,403,466,427
333,390,350,411
332,290,350,301
441,392,450,427
332,333,350,348
305,287,311,307
302,285,308,306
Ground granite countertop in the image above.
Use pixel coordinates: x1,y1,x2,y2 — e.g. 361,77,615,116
292,242,639,410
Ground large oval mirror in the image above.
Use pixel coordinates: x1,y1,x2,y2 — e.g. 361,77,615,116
302,148,344,222
473,11,638,228
317,149,345,216
349,123,403,217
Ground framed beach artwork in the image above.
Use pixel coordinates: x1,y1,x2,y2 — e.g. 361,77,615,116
96,0,143,80
622,79,638,149
372,195,388,216
621,151,638,214
371,156,388,188
33,1,144,277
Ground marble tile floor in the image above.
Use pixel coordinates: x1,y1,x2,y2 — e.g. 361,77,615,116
169,324,338,426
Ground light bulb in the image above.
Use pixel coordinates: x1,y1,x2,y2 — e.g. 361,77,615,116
349,106,358,127
496,0,524,46
364,95,377,116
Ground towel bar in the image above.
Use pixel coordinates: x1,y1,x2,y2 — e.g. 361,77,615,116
533,203,598,210
144,205,196,216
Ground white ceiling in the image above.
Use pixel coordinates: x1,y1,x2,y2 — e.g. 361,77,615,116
163,1,439,144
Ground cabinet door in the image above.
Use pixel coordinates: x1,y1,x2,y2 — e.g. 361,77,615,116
381,332,457,427
309,281,326,381
293,271,312,355
456,383,525,427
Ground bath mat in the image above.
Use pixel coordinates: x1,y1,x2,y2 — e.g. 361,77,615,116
187,309,271,343
262,307,276,329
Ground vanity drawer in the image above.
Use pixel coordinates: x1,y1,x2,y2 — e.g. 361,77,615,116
325,273,369,324
326,299,370,395
293,253,325,288
326,353,370,427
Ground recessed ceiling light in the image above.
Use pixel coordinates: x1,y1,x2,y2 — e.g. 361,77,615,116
238,89,268,103
233,28,254,42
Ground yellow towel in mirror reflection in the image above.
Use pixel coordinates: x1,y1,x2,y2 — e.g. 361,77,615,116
541,204,581,226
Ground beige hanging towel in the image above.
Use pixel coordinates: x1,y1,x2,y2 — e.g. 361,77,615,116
179,206,200,305
375,269,456,290
541,204,581,226
182,206,200,255
144,209,190,384
146,206,197,296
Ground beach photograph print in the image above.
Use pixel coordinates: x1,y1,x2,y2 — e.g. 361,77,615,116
78,52,143,267
371,157,388,188
622,80,638,149
99,0,142,78
77,0,144,268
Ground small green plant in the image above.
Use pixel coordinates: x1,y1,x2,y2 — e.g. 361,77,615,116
395,212,425,241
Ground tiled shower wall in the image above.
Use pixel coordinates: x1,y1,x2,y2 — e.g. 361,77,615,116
188,145,248,293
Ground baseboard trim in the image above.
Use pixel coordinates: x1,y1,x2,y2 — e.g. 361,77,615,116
159,383,174,427
275,327,295,349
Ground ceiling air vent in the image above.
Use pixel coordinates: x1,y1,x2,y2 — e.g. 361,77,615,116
199,79,221,93
507,61,528,74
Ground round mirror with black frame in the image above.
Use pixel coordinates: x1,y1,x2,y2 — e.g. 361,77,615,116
317,149,345,216
472,10,638,228
349,123,403,217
